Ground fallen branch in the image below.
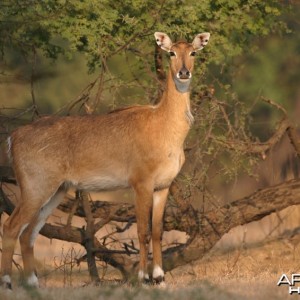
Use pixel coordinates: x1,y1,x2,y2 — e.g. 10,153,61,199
163,178,300,271
2,178,300,278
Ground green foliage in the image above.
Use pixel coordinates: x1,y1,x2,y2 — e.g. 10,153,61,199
0,0,289,69
0,0,294,188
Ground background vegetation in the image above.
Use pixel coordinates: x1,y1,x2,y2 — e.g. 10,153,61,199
1,0,298,189
0,0,300,298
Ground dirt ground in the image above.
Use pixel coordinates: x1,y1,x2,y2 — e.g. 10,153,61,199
1,235,300,300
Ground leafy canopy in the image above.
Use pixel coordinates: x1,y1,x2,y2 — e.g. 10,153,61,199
0,0,288,70
0,0,292,184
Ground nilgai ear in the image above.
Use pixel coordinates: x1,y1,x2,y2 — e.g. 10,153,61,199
192,32,210,51
154,32,173,52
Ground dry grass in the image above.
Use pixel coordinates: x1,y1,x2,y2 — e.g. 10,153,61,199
1,236,300,299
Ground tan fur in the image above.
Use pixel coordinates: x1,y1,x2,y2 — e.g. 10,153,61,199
0,32,210,286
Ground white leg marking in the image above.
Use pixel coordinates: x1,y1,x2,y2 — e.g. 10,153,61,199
138,270,149,281
2,275,11,285
26,273,39,287
138,270,144,280
18,223,29,239
29,218,47,247
29,191,64,247
153,265,164,279
6,136,12,162
153,193,161,208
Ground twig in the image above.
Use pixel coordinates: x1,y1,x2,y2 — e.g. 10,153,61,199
30,46,39,119
261,97,287,116
215,117,290,154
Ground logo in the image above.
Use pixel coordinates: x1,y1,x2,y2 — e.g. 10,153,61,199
277,274,300,294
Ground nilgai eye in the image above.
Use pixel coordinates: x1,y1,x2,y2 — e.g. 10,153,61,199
190,52,196,56
169,51,176,57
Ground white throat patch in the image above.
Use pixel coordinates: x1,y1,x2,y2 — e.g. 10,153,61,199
173,77,191,93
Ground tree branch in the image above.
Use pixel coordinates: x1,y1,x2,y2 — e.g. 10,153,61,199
78,190,100,284
217,117,291,154
163,178,300,271
2,178,300,278
287,126,300,158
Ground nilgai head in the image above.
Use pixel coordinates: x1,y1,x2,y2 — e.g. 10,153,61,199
154,32,210,92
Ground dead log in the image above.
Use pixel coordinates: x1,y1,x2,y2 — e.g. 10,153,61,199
163,178,300,271
2,178,300,278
